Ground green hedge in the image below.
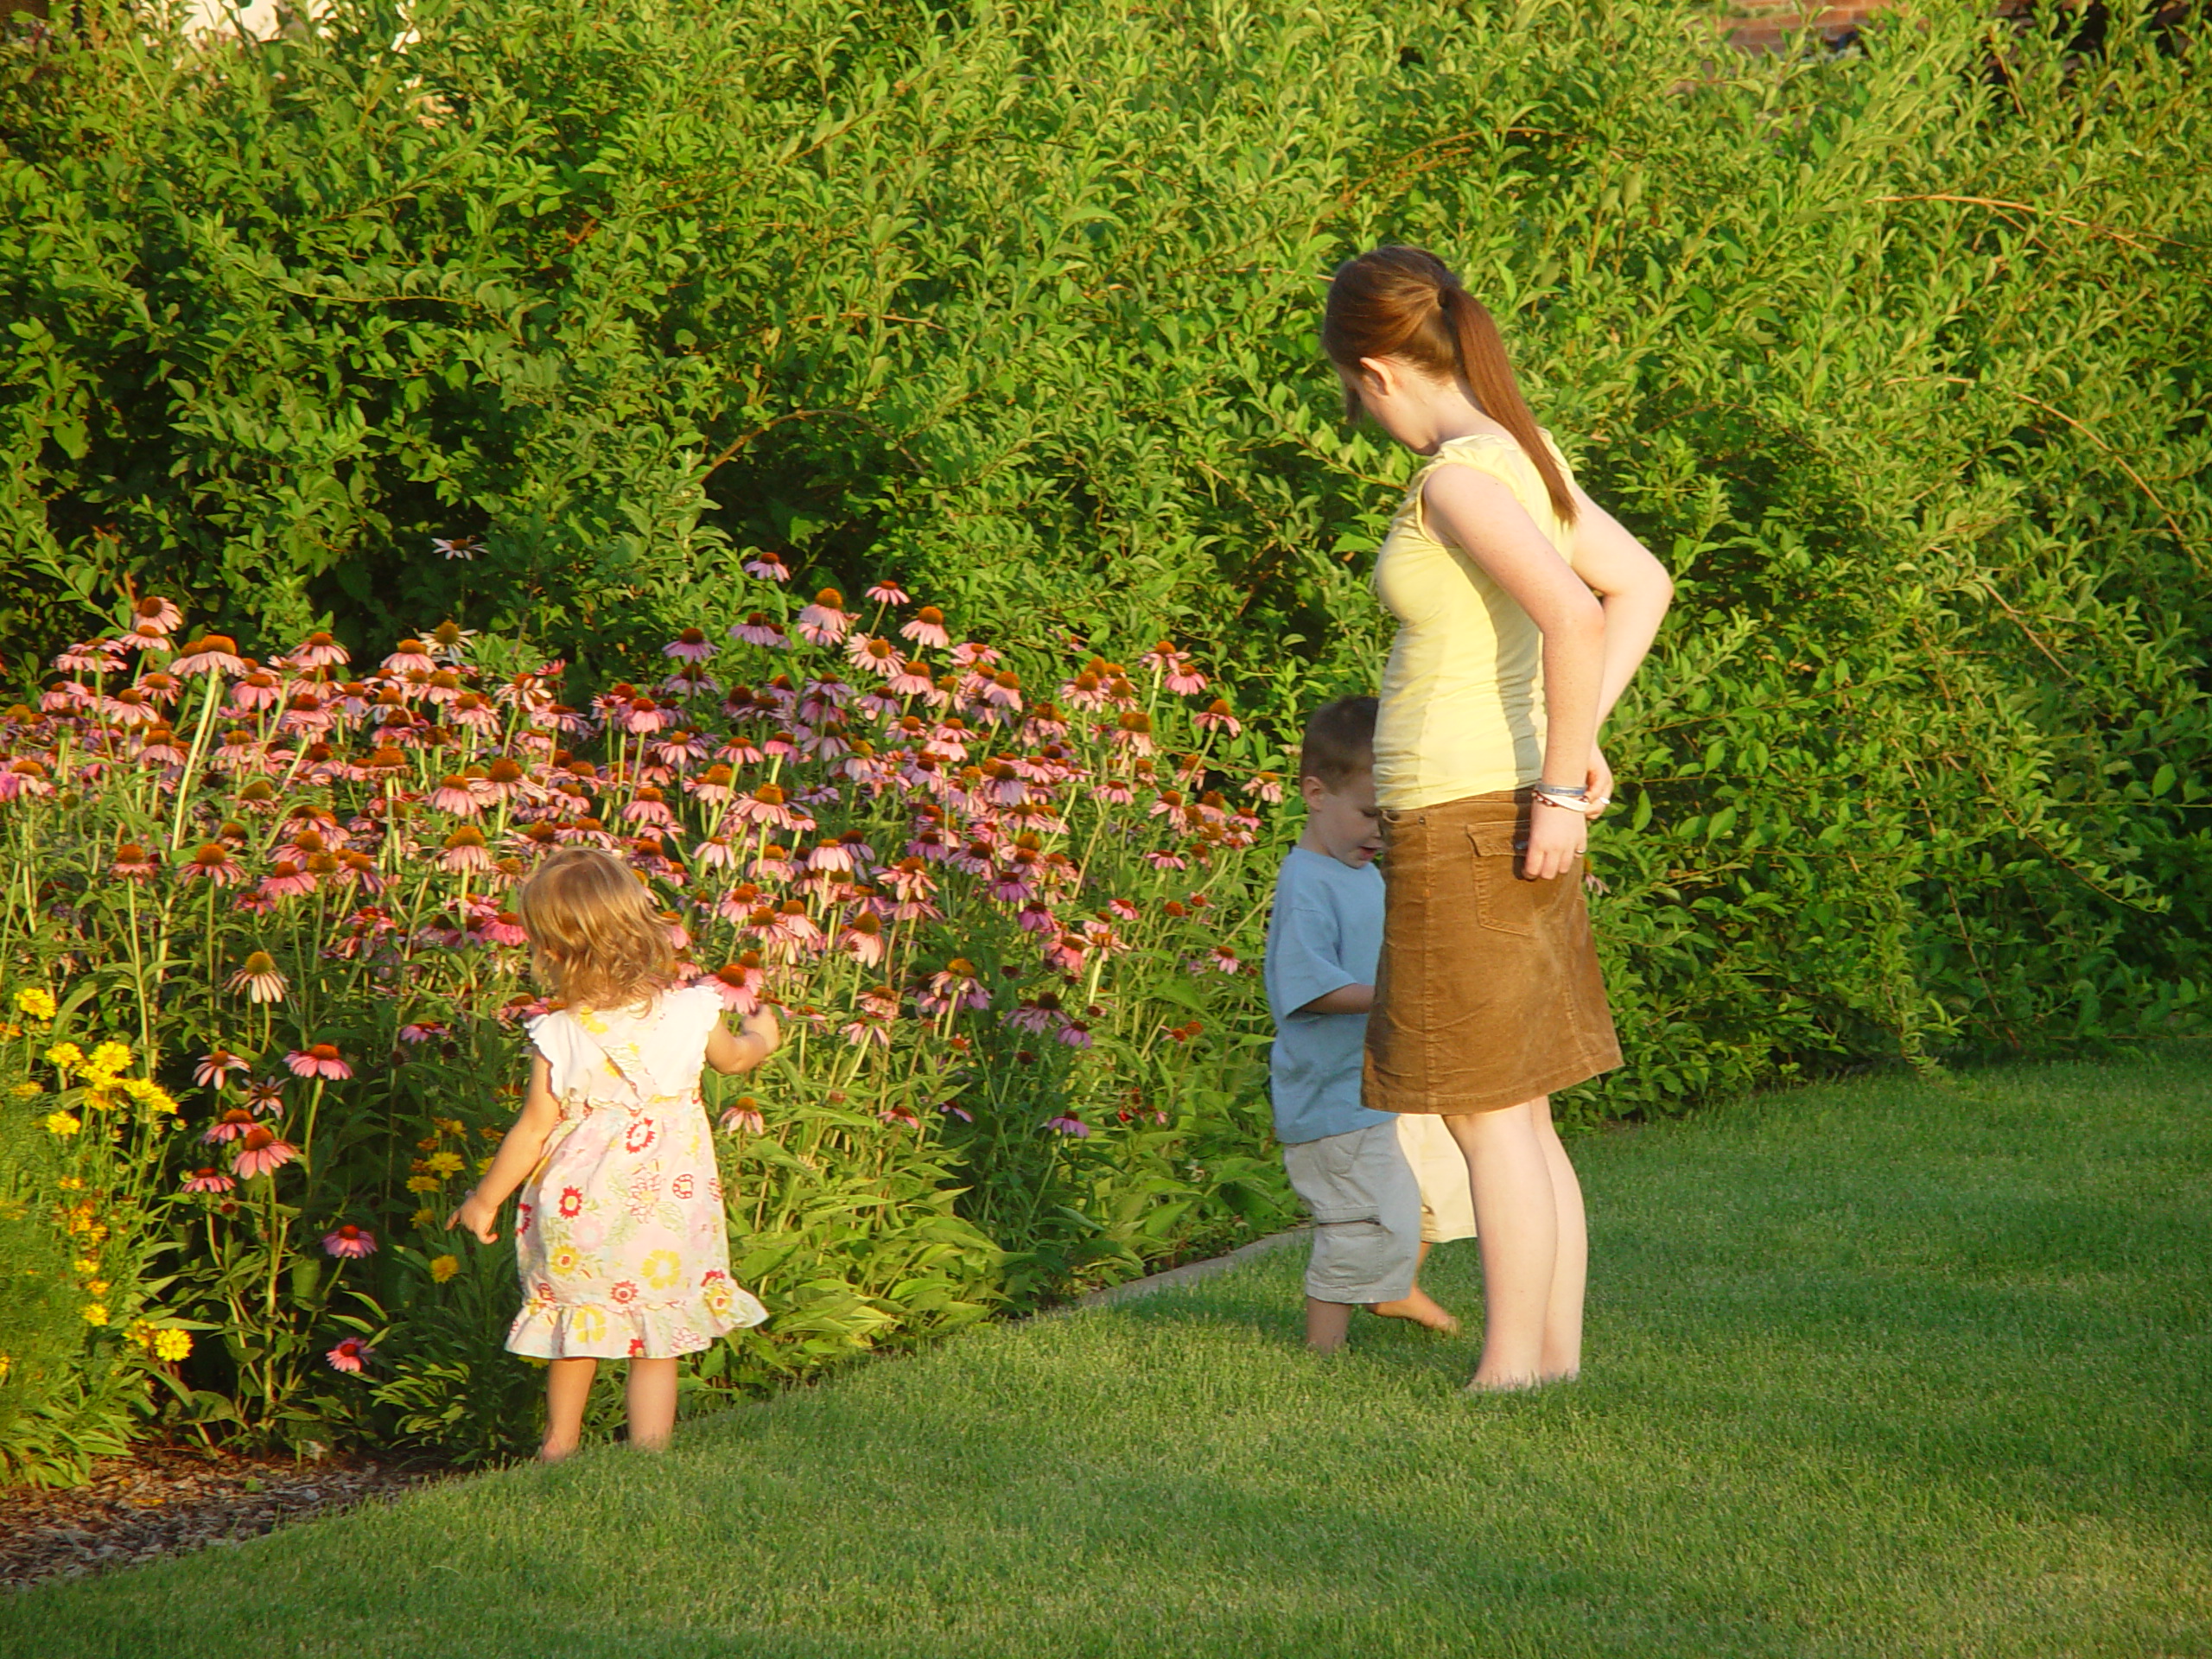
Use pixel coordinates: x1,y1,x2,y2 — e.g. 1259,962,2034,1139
3,0,2208,1109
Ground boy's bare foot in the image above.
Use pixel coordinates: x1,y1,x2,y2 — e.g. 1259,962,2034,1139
1368,1287,1460,1336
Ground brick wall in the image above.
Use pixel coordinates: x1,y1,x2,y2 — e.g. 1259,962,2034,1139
1726,2,1897,51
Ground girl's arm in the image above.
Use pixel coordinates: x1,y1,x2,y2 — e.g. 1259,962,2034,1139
705,1007,780,1076
1422,466,1605,881
448,1055,561,1245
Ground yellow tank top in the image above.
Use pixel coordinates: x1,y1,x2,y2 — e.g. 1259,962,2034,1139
1371,429,1579,810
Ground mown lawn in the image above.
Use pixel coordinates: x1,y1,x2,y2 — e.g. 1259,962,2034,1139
3,1056,2207,1658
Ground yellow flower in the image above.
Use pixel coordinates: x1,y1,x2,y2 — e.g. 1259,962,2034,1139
153,1329,192,1362
85,1087,121,1112
10,1081,40,1100
426,1152,464,1177
404,1174,441,1193
640,1249,680,1290
44,1110,81,1138
125,1319,156,1351
14,988,56,1021
0,1355,10,1383
0,1021,17,1039
85,1279,110,1296
429,1255,460,1284
72,1256,100,1274
432,1116,465,1136
44,1042,84,1071
549,1246,582,1279
56,1176,82,1192
409,1206,436,1229
475,1155,495,1174
82,1302,109,1327
86,1041,132,1077
123,1078,179,1115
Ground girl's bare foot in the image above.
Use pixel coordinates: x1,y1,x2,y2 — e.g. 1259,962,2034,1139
537,1441,579,1464
1369,1287,1461,1336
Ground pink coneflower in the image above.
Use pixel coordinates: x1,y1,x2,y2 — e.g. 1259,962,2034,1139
938,1102,973,1122
111,842,160,880
732,782,796,830
1055,1017,1095,1049
1145,850,1190,872
203,1109,257,1145
322,1224,377,1258
982,670,1023,712
622,787,676,829
54,639,124,674
245,1077,286,1114
885,657,936,697
289,631,350,670
1045,1113,1090,1138
228,951,289,1004
432,536,481,562
132,596,184,635
478,909,529,946
795,588,853,647
685,764,737,806
663,627,716,663
719,1098,766,1135
730,613,789,648
0,760,54,801
181,842,246,887
844,632,902,678
865,580,912,607
744,554,791,582
97,686,158,727
440,827,494,873
259,861,318,901
709,959,766,1013
1112,710,1154,755
325,1337,371,1374
181,1167,236,1194
233,1126,301,1179
170,634,247,677
286,1044,353,1081
1194,698,1242,736
615,695,667,735
382,639,436,675
428,774,481,815
1016,901,1058,936
194,1048,251,1088
227,670,283,713
837,912,886,967
1243,771,1285,804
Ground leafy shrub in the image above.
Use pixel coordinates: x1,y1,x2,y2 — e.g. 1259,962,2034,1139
0,581,1290,1463
2,0,2205,1110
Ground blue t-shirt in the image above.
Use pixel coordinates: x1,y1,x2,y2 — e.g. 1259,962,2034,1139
1262,846,1393,1146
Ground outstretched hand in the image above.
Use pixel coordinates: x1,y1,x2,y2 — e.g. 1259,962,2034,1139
447,1189,499,1245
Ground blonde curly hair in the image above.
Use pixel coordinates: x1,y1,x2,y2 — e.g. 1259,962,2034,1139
515,848,675,1012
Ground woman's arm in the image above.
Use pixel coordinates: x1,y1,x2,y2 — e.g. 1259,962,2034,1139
1567,485,1674,729
1422,466,1605,880
448,1055,562,1244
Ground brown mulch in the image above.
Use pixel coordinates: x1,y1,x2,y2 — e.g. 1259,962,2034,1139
0,1445,447,1592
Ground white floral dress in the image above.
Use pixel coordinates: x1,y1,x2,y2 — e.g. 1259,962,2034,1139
507,984,766,1358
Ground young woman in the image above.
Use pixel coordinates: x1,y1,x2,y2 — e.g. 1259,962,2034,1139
1324,245,1673,1391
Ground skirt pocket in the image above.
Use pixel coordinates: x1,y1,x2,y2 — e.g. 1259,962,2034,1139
1466,822,1535,938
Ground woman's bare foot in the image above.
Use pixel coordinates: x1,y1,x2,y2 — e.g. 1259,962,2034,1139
1369,1287,1461,1336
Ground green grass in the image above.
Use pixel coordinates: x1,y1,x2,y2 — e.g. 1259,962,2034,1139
4,1056,2208,1658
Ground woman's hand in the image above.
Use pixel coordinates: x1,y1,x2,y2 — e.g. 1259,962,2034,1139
1523,799,1587,880
447,1188,500,1245
1586,744,1614,818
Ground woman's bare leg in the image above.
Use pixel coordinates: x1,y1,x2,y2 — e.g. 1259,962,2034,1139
626,1357,680,1451
1533,1097,1586,1379
1446,1100,1558,1389
542,1357,596,1461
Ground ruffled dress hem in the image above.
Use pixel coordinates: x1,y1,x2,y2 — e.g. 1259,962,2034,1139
505,1287,767,1360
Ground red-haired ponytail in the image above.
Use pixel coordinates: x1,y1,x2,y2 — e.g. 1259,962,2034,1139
1322,246,1577,526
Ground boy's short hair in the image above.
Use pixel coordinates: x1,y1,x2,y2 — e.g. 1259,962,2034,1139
1296,696,1377,791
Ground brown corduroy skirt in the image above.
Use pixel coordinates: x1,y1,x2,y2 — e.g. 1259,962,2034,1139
1362,790,1622,1116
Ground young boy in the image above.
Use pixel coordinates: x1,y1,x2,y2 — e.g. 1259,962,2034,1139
1263,696,1474,1352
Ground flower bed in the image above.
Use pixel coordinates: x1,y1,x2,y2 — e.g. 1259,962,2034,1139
0,570,1292,1475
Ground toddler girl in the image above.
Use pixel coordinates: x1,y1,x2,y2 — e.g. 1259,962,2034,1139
449,846,779,1459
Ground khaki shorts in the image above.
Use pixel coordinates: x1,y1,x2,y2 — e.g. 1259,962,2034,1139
1282,1121,1421,1305
1397,1112,1476,1243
